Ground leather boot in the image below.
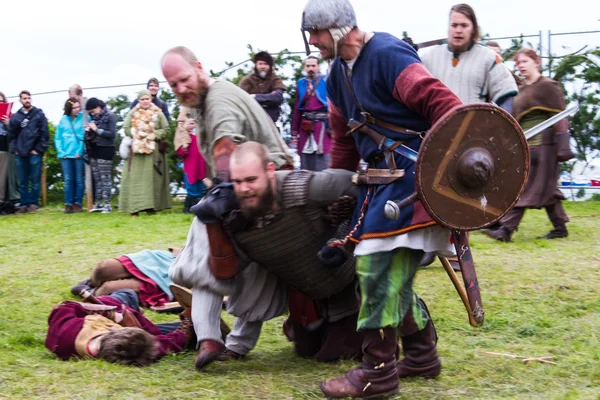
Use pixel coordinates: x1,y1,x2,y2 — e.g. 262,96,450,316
195,340,225,371
484,226,512,242
397,299,441,379
320,327,399,399
537,226,568,239
217,348,243,362
176,307,196,348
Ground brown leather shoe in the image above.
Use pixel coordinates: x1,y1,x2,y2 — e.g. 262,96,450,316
177,307,195,348
537,228,568,239
217,348,243,362
320,328,399,399
72,204,83,213
195,340,225,371
484,226,511,242
64,205,74,214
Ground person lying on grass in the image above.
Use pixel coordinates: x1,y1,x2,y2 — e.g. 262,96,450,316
44,289,193,366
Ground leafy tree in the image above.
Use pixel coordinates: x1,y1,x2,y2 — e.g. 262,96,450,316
552,48,600,175
44,121,62,193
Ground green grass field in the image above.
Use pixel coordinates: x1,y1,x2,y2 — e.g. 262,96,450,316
0,200,599,399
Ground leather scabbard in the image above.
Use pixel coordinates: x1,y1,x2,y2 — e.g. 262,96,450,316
451,230,485,326
206,222,239,280
352,169,405,185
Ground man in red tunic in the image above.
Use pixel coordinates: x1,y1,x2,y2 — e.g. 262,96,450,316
44,290,193,365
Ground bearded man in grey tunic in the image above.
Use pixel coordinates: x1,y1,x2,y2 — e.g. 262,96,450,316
169,142,364,370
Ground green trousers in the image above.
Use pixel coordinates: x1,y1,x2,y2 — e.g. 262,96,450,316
356,247,429,331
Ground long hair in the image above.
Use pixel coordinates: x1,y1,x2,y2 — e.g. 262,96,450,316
97,328,159,367
63,97,79,116
450,3,480,45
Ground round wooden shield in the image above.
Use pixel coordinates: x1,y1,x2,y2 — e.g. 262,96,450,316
416,104,529,231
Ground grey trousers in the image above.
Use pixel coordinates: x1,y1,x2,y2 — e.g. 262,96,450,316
300,152,331,172
170,218,287,355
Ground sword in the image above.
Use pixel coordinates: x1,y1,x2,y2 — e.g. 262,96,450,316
347,119,419,162
524,104,579,140
374,105,578,167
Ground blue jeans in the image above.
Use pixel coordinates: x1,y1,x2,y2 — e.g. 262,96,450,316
15,154,42,206
60,158,85,206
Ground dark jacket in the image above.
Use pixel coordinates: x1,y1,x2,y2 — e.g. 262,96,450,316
88,110,117,147
239,73,286,123
129,96,171,122
8,107,49,156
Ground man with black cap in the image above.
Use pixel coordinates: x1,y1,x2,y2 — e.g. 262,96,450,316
239,52,287,123
129,78,171,122
301,0,463,397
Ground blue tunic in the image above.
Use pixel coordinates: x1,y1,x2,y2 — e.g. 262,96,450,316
327,32,461,241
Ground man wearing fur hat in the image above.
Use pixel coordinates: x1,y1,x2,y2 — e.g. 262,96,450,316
301,0,463,397
239,51,287,123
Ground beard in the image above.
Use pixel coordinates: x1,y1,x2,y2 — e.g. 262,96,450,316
177,71,209,109
238,179,275,219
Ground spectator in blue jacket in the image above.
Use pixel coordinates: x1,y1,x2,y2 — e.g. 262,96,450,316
9,90,49,213
129,78,171,122
55,98,85,213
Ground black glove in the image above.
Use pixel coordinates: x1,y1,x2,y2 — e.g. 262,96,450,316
402,36,419,51
191,182,239,224
317,245,348,269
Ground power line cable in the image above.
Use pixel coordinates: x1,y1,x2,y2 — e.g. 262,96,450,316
6,50,309,99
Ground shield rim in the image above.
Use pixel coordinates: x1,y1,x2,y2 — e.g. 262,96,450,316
416,104,530,231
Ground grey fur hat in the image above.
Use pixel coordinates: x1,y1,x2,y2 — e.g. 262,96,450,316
301,0,357,30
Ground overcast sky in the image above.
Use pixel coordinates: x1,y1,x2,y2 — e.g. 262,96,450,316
2,0,599,124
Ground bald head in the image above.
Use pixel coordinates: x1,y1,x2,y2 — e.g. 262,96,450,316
230,142,271,170
161,46,210,108
161,46,198,67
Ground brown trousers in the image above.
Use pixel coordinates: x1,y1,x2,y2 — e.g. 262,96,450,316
91,258,142,297
501,202,569,233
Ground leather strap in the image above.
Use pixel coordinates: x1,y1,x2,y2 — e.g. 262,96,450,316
342,67,422,136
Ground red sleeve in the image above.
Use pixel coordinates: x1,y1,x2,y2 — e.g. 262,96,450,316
393,63,462,125
45,302,87,360
328,101,361,171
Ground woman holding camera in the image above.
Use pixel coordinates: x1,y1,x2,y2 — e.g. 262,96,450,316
85,98,117,213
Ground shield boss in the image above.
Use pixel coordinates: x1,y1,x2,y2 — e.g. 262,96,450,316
416,104,529,231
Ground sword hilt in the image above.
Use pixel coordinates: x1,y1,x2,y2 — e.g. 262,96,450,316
384,192,418,220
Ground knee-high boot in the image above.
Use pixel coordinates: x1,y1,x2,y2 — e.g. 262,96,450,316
320,327,399,399
396,298,441,379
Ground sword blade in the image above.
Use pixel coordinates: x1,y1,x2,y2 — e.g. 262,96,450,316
524,104,579,140
415,38,446,49
383,138,419,162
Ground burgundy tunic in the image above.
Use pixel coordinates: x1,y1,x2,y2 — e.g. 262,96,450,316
45,296,185,361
